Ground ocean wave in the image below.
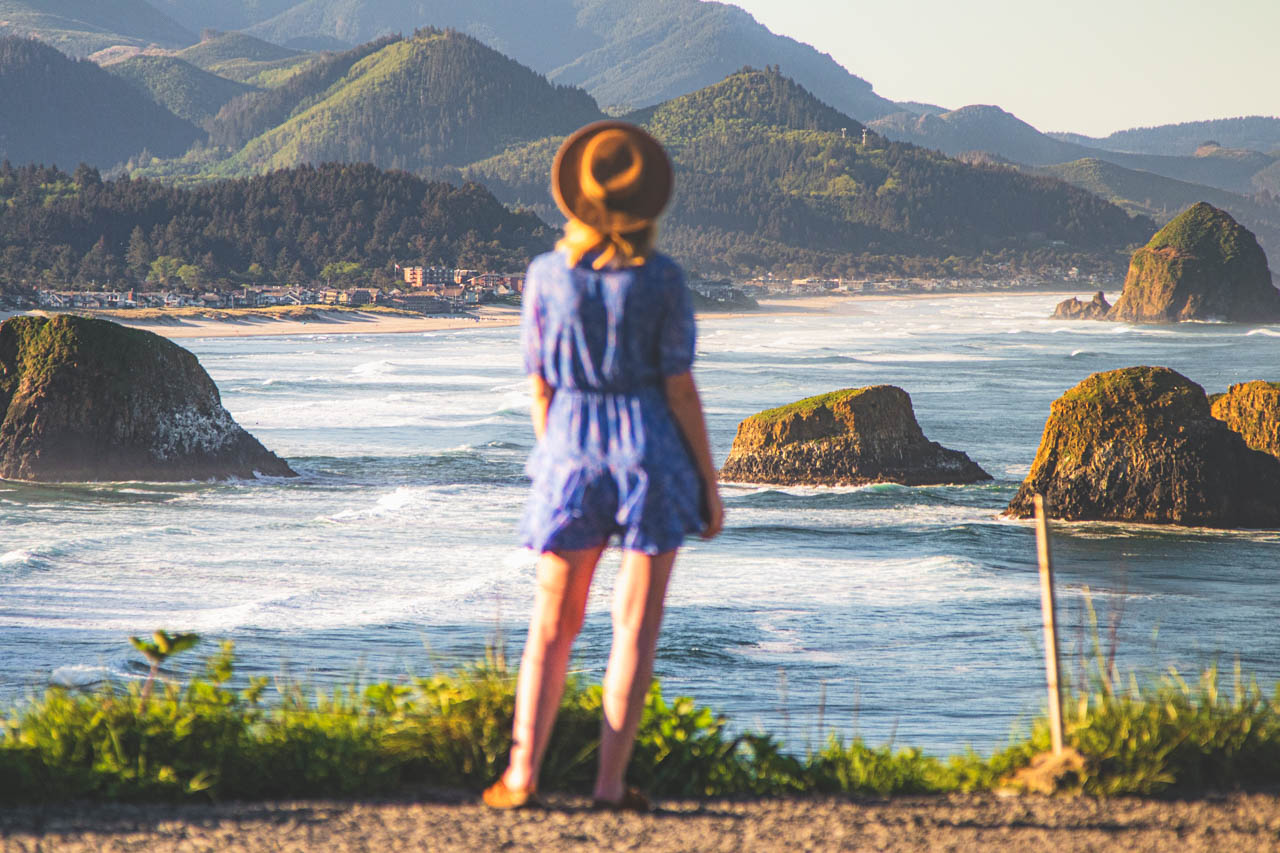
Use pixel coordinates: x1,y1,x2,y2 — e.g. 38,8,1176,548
49,664,116,689
1245,328,1280,337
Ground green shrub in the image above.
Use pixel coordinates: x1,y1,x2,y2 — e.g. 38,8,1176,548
4,637,1280,803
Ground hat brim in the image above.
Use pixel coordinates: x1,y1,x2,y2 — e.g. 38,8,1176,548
552,121,673,233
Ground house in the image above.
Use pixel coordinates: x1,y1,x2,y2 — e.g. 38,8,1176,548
395,293,450,313
338,288,376,306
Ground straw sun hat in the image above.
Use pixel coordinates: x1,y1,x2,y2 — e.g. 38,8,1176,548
552,121,673,233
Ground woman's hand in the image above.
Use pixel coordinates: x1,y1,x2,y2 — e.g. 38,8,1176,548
529,374,554,440
664,371,725,541
701,484,725,540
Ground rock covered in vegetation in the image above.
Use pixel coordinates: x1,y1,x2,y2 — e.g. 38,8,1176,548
1006,367,1280,527
1210,381,1280,459
721,386,991,486
1108,202,1280,323
1052,291,1111,320
0,315,296,482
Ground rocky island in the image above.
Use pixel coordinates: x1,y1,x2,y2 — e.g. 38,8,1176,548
720,385,991,487
1210,381,1280,459
1052,291,1111,320
1053,202,1280,324
1006,367,1280,527
0,314,296,482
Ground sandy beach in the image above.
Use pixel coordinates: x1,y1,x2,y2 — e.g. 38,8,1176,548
101,305,526,339
104,299,832,339
3,290,1096,341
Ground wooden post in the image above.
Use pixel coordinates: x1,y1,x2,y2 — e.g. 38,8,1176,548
1034,493,1064,756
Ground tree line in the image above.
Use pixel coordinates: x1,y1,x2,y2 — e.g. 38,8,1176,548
0,162,553,291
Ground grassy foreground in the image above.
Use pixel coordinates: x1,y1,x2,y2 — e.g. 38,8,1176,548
2,641,1279,803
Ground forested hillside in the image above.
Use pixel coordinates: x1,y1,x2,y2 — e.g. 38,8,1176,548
174,30,311,85
217,29,604,174
207,35,397,149
0,36,202,169
107,55,256,124
0,0,193,56
0,162,553,288
471,68,1153,278
1029,158,1280,257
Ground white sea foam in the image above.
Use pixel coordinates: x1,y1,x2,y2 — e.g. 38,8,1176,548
49,664,115,688
6,291,1280,753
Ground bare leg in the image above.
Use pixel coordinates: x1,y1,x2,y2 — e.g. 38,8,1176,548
593,548,676,802
502,546,604,793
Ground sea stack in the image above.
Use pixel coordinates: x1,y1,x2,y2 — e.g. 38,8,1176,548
721,385,991,486
1107,202,1280,323
1210,381,1280,459
1006,367,1280,527
0,314,296,482
1052,290,1110,320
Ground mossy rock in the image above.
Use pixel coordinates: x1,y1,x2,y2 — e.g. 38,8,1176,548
1108,202,1280,323
1210,381,1280,459
1006,367,1280,527
721,385,991,486
0,314,296,482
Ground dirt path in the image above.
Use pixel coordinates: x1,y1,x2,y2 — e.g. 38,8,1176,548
4,791,1280,852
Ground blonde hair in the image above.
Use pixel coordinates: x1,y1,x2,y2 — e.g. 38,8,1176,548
558,217,657,270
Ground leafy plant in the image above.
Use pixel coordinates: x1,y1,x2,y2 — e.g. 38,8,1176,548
128,630,200,705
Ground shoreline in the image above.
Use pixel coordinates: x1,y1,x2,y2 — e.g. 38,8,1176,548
3,288,1097,340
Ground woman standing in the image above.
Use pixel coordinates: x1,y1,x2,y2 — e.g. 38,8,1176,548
484,121,724,811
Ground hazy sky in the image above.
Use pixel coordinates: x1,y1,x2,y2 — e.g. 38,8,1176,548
729,0,1278,136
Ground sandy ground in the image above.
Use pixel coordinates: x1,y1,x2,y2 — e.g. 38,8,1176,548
3,792,1279,852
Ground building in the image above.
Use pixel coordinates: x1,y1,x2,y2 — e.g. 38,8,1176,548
466,273,507,290
402,266,453,288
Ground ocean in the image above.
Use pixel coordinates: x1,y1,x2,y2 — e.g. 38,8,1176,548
2,290,1278,756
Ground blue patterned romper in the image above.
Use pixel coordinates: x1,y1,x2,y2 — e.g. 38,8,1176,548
518,248,705,555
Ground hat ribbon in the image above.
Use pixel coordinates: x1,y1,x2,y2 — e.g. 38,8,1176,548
558,217,649,270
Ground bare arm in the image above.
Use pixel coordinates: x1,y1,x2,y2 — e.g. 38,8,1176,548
529,375,554,440
664,370,724,539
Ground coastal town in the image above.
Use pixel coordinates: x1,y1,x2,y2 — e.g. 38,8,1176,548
0,263,1102,314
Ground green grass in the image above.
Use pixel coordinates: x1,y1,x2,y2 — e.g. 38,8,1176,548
4,635,1280,803
747,388,880,426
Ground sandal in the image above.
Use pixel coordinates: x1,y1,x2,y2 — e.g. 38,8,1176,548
482,777,544,810
591,787,651,813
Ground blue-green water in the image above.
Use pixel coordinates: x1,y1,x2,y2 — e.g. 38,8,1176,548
2,291,1278,754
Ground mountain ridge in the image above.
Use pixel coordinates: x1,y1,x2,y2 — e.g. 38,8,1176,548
213,28,604,174
0,0,193,56
230,0,902,120
869,105,1278,194
0,36,202,169
469,67,1152,278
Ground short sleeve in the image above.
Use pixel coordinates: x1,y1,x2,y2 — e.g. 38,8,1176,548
520,265,544,377
658,268,696,376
